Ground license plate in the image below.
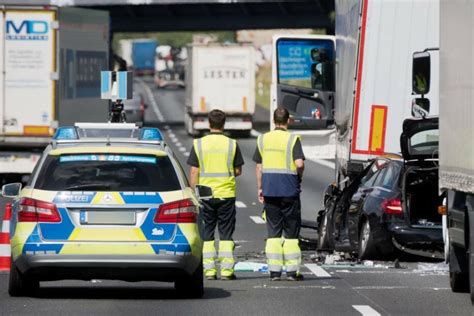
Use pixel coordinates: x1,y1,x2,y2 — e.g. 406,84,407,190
80,210,136,225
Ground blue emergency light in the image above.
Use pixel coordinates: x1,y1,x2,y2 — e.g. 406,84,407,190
139,128,163,141
53,127,78,140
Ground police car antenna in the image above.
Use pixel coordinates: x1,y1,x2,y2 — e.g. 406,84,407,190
101,71,133,123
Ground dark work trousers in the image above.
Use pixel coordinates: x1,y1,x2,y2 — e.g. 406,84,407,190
200,198,236,241
264,197,301,239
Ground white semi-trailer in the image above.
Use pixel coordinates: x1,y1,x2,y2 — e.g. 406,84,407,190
334,0,439,183
440,0,474,302
185,44,255,136
0,6,109,184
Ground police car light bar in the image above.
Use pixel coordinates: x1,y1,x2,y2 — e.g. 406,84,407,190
53,127,78,140
54,124,164,142
74,122,138,130
139,128,164,141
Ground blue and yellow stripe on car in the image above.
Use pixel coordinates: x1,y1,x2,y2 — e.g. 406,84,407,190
11,188,201,259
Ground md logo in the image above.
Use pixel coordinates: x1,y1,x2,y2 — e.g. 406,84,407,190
6,20,49,40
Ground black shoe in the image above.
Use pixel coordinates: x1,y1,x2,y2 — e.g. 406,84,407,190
270,272,282,281
286,273,304,281
206,275,217,280
220,274,237,280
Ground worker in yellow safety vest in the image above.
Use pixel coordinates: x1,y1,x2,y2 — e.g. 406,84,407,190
187,109,244,280
253,107,305,281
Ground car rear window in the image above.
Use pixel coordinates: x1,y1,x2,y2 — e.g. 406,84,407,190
35,154,181,192
409,129,439,156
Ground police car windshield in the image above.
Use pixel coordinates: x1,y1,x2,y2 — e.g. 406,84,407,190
35,154,181,192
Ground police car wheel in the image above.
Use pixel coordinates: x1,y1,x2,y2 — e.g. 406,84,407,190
8,259,39,297
175,261,204,298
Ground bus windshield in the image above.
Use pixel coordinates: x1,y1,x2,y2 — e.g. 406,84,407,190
277,38,335,91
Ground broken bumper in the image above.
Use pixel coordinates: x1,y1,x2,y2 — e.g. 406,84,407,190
389,224,444,259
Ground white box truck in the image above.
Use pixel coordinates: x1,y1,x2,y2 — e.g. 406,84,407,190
185,44,255,136
334,0,439,183
440,0,474,302
119,39,133,69
0,6,109,184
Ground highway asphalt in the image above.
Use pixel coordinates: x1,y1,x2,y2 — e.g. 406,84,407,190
0,78,472,315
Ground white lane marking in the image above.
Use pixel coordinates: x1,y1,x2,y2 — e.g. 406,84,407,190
249,216,266,224
308,158,336,169
164,125,170,130
178,147,186,152
352,286,451,290
236,201,247,208
137,78,164,122
352,305,381,316
168,132,176,137
251,129,262,137
254,285,335,290
305,264,331,277
184,152,190,157
175,142,182,147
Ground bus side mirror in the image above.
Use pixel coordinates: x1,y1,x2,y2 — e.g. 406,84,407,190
411,98,430,118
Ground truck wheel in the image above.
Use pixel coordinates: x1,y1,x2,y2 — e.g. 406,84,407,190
185,114,198,137
449,244,469,292
470,237,474,303
358,219,378,260
9,260,39,297
175,261,204,298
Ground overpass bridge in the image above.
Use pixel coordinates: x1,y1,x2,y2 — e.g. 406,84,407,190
10,0,334,33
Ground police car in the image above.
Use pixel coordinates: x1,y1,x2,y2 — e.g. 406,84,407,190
2,123,210,297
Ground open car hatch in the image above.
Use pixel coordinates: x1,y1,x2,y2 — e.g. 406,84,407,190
400,117,439,161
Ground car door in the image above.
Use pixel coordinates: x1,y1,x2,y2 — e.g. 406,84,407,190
346,159,389,245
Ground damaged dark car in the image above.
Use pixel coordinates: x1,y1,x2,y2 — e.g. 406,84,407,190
317,117,443,260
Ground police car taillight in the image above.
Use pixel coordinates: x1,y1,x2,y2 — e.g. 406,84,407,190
154,199,197,223
18,198,61,223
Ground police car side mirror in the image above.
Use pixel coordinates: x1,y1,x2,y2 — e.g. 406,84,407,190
195,185,213,200
2,183,22,198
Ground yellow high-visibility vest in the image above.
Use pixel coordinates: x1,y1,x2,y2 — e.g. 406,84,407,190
194,134,237,199
258,130,299,175
257,130,301,197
